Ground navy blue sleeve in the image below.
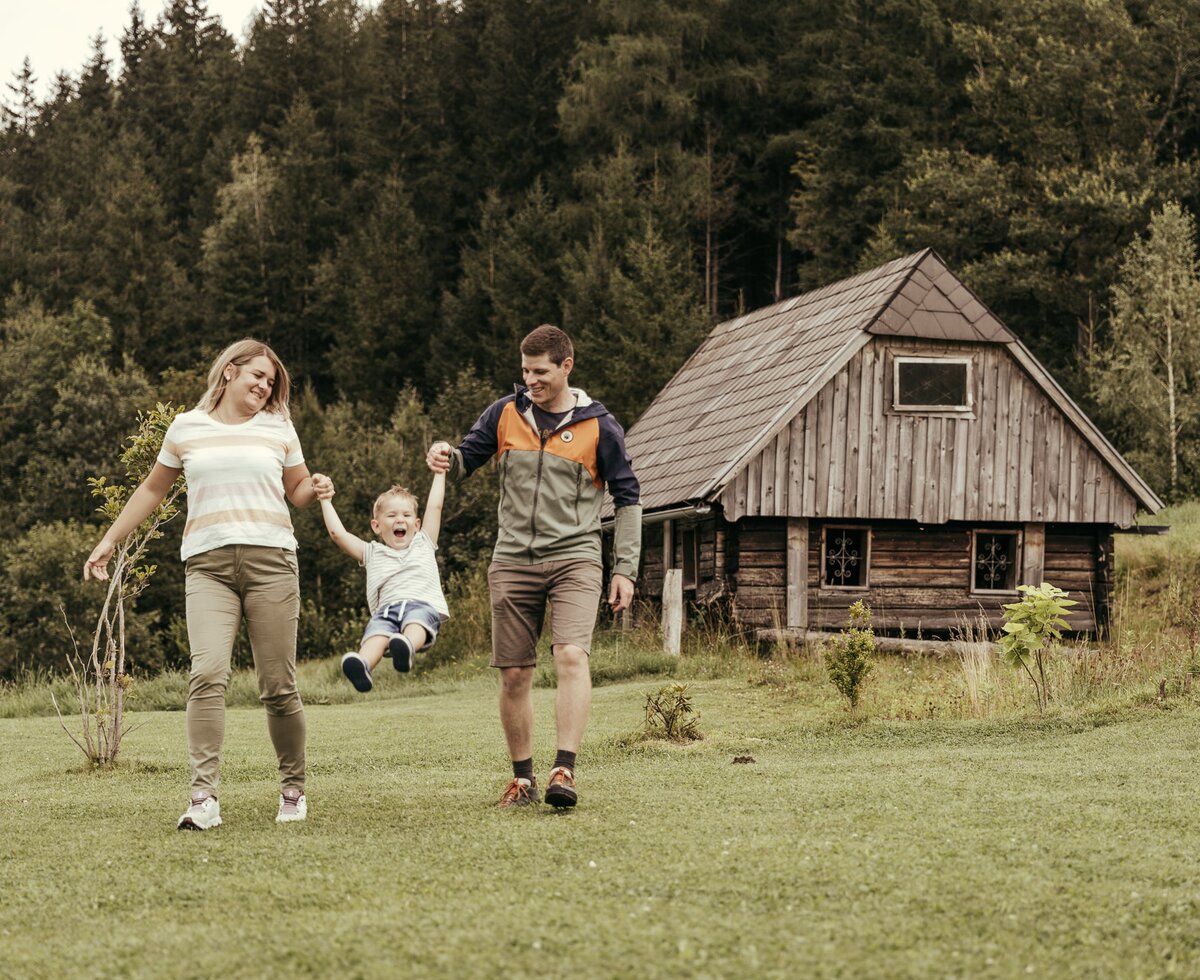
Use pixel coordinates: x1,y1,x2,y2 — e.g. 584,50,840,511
451,397,509,478
596,413,641,507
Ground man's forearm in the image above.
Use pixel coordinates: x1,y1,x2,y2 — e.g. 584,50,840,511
612,504,643,580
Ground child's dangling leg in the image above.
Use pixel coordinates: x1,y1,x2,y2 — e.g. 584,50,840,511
341,634,389,693
389,624,429,673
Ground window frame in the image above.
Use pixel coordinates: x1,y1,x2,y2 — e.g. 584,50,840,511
969,528,1023,595
893,355,973,413
820,525,872,592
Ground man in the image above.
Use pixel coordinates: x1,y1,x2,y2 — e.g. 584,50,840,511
426,324,641,808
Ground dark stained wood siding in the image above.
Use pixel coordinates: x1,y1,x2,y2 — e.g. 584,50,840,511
730,519,788,628
720,337,1139,527
636,516,723,608
639,523,666,600
728,517,1105,633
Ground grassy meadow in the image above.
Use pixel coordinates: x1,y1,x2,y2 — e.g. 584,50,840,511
3,504,1200,978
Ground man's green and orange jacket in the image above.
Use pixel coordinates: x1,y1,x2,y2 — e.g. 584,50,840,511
448,386,642,581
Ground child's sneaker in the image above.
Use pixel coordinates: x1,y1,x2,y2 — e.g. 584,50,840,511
341,652,372,692
389,634,414,673
276,789,307,823
177,793,222,830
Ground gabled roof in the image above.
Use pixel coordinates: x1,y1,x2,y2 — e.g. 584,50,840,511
624,249,1163,516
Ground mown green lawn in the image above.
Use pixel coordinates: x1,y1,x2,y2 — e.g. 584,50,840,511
3,676,1199,978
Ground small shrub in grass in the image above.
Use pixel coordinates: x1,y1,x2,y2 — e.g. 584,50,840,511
57,404,185,766
823,601,876,711
999,582,1077,713
642,683,702,742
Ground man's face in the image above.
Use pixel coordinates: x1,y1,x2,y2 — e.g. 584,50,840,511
521,352,573,408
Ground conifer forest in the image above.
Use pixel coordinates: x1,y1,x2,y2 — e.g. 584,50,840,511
4,0,1200,678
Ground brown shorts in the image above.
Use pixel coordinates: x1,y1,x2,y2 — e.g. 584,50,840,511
487,559,604,668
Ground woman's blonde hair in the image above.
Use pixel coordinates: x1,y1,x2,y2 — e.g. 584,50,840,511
196,339,292,419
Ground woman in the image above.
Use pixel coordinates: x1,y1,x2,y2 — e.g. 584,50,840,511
84,338,323,830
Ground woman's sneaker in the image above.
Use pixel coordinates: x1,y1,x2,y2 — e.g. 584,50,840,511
276,789,307,823
341,652,372,692
177,794,222,831
389,634,414,673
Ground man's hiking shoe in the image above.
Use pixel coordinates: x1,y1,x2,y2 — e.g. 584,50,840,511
341,652,372,692
497,777,539,808
544,767,577,809
389,634,414,673
276,789,307,823
177,794,221,831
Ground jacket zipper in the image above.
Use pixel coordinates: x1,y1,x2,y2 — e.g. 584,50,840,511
529,428,549,563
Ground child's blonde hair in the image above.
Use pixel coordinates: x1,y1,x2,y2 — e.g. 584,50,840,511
373,484,419,518
196,338,292,419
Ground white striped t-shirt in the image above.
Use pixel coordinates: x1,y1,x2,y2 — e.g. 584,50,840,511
361,532,449,618
158,409,305,561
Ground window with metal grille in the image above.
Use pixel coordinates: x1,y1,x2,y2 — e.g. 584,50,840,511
822,527,869,589
894,357,971,410
971,531,1020,592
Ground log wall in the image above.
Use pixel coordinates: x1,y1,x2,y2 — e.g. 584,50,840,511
728,517,1107,634
719,337,1139,526
636,516,723,606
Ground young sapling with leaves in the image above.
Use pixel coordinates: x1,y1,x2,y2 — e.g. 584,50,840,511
315,473,449,692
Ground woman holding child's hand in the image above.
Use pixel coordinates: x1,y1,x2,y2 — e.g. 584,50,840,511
83,339,319,832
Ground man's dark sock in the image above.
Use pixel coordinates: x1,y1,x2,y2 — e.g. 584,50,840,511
512,758,534,783
553,749,576,773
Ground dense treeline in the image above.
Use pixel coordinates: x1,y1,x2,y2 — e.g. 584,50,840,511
3,0,1200,678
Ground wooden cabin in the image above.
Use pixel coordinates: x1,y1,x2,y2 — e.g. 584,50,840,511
616,250,1163,638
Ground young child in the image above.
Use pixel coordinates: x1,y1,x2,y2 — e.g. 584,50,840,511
314,473,449,692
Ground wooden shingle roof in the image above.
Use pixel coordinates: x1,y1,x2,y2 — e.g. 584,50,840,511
623,248,1162,516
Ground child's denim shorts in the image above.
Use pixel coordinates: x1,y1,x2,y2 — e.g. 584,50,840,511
362,599,445,649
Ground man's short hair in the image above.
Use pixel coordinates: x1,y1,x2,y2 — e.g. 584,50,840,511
373,484,419,518
520,324,574,365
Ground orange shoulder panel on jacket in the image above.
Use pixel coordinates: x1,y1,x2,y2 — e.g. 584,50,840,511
546,417,601,486
496,402,541,455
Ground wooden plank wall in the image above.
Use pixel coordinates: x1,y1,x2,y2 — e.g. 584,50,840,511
730,517,1104,633
637,517,721,605
719,337,1139,527
1044,525,1105,634
639,523,666,600
730,519,788,627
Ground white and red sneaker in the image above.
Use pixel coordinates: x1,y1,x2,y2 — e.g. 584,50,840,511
177,793,222,831
276,789,307,823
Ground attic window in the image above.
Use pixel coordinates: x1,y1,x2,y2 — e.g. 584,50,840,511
894,357,971,411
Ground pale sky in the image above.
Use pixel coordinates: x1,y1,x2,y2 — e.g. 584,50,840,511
1,1,265,99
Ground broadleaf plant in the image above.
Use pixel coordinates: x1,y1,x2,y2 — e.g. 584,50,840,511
998,582,1077,713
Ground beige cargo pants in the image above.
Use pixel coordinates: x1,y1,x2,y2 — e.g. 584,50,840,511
184,545,306,796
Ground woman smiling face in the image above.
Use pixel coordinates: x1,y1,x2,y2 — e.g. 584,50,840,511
218,354,277,420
